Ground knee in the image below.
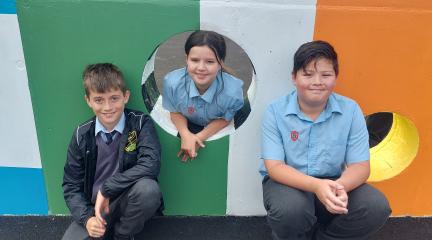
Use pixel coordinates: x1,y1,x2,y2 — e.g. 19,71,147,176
129,178,161,207
351,187,391,224
367,190,391,221
267,200,315,232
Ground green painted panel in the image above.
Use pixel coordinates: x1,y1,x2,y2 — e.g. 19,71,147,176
157,130,229,215
17,0,200,214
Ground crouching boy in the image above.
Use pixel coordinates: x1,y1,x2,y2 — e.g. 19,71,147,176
260,41,391,240
62,63,162,240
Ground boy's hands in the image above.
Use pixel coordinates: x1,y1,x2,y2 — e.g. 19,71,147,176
94,191,109,226
177,132,205,162
86,216,106,238
313,179,348,214
335,187,348,207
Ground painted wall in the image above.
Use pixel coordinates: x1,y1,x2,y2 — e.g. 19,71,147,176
0,0,48,214
0,0,430,216
314,0,432,215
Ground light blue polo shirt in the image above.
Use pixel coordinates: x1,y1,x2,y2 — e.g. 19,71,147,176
259,90,370,178
95,112,125,141
162,67,244,126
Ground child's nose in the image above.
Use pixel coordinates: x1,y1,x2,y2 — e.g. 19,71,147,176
197,61,205,70
103,100,113,109
312,75,323,84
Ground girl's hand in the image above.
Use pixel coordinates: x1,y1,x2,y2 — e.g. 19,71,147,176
178,132,205,162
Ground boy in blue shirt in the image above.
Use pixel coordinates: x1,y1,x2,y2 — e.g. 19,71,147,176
62,63,162,240
261,41,391,240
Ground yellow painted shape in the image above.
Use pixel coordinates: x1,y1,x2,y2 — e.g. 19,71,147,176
368,113,419,182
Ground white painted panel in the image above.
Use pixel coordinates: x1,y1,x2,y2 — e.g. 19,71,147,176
201,0,316,215
0,14,42,168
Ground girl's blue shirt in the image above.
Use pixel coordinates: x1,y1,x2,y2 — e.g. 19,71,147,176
162,67,244,126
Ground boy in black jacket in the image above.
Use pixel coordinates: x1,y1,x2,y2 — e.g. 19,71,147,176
62,63,162,240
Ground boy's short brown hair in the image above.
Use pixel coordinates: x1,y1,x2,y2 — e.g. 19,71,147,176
83,63,127,96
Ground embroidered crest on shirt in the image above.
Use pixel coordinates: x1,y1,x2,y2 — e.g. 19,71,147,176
188,106,195,115
291,130,299,142
125,131,137,152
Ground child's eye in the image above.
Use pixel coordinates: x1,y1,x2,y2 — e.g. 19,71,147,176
94,98,103,104
207,60,216,64
111,96,120,102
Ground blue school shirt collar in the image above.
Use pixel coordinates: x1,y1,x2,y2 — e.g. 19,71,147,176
285,90,342,121
187,73,218,103
95,112,126,136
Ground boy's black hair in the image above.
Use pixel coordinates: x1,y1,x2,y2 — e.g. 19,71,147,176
292,40,338,76
83,63,127,95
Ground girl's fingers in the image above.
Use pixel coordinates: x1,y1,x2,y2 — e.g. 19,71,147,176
196,138,205,148
182,152,189,162
177,150,188,162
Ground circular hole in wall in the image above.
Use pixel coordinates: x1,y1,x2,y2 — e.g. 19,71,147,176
142,31,256,140
365,112,419,182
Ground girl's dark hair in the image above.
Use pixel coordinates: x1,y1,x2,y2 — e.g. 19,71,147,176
184,30,227,64
292,40,339,76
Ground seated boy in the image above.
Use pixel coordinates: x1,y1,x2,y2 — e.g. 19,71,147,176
62,63,162,240
260,41,391,240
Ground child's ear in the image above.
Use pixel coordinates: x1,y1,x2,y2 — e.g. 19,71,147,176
84,95,91,107
123,90,130,103
291,73,297,86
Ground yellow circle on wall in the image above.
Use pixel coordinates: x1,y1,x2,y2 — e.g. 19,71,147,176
368,113,419,182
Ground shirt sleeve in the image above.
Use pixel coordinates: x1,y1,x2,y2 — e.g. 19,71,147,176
222,97,244,121
222,78,244,121
345,103,370,164
162,74,177,112
261,105,286,162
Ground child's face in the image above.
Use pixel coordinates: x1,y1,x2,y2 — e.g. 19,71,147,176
85,88,130,131
186,45,221,94
293,58,337,110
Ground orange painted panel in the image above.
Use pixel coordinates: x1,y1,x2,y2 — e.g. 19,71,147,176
315,1,432,215
317,0,432,9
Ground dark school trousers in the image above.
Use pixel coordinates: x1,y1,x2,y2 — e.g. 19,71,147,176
262,177,391,240
62,178,162,240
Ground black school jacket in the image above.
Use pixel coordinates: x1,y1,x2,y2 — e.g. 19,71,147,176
62,109,161,226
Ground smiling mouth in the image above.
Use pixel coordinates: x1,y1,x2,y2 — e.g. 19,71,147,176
309,89,325,91
308,89,327,95
196,74,207,78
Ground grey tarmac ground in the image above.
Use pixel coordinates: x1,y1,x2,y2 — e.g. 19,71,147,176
1,216,432,240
